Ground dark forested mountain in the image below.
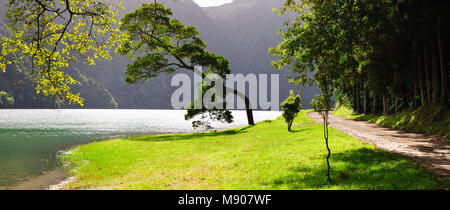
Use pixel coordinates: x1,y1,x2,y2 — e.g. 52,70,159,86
0,0,319,109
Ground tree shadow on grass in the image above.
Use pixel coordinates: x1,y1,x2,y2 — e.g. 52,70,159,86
124,125,255,142
270,148,449,190
289,125,318,133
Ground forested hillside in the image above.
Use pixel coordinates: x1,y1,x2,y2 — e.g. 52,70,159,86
0,0,318,109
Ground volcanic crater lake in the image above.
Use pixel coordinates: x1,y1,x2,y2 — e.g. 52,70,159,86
0,109,281,189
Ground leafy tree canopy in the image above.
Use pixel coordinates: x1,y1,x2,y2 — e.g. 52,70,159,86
119,2,231,84
0,0,128,106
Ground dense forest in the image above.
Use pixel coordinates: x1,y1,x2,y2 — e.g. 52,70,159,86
337,0,450,114
271,0,450,115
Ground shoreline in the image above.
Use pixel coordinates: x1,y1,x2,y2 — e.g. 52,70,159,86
48,175,75,190
47,130,217,190
4,169,68,190
46,127,249,190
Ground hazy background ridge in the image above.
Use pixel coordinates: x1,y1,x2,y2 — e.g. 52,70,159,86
0,0,319,109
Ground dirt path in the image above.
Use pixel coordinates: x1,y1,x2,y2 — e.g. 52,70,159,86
307,112,450,178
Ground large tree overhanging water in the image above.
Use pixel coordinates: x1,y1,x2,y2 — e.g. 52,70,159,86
119,2,256,128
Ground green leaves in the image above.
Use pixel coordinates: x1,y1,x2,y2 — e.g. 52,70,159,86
0,91,14,107
125,53,176,84
271,0,378,106
0,0,128,106
119,2,231,85
281,93,302,131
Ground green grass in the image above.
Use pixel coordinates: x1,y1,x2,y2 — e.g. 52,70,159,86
334,105,450,138
63,110,448,190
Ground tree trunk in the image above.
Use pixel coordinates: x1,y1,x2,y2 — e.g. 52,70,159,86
364,85,368,114
417,44,425,107
431,45,440,106
414,83,418,107
200,71,255,126
244,94,255,125
226,87,255,126
373,91,377,114
361,69,368,114
246,108,255,125
352,83,357,110
424,43,432,106
356,81,361,113
437,20,449,103
382,92,388,115
394,98,398,114
323,111,331,182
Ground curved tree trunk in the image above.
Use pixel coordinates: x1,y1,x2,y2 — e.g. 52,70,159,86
245,98,255,125
323,111,331,182
196,71,255,126
226,87,255,125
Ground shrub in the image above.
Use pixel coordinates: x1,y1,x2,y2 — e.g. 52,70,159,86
281,94,302,131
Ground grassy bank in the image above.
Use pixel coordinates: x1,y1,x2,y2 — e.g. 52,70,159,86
63,110,448,190
334,105,450,138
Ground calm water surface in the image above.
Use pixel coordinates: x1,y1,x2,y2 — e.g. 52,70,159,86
0,109,280,188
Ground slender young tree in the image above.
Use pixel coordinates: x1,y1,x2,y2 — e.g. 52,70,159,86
311,93,333,182
271,0,340,182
